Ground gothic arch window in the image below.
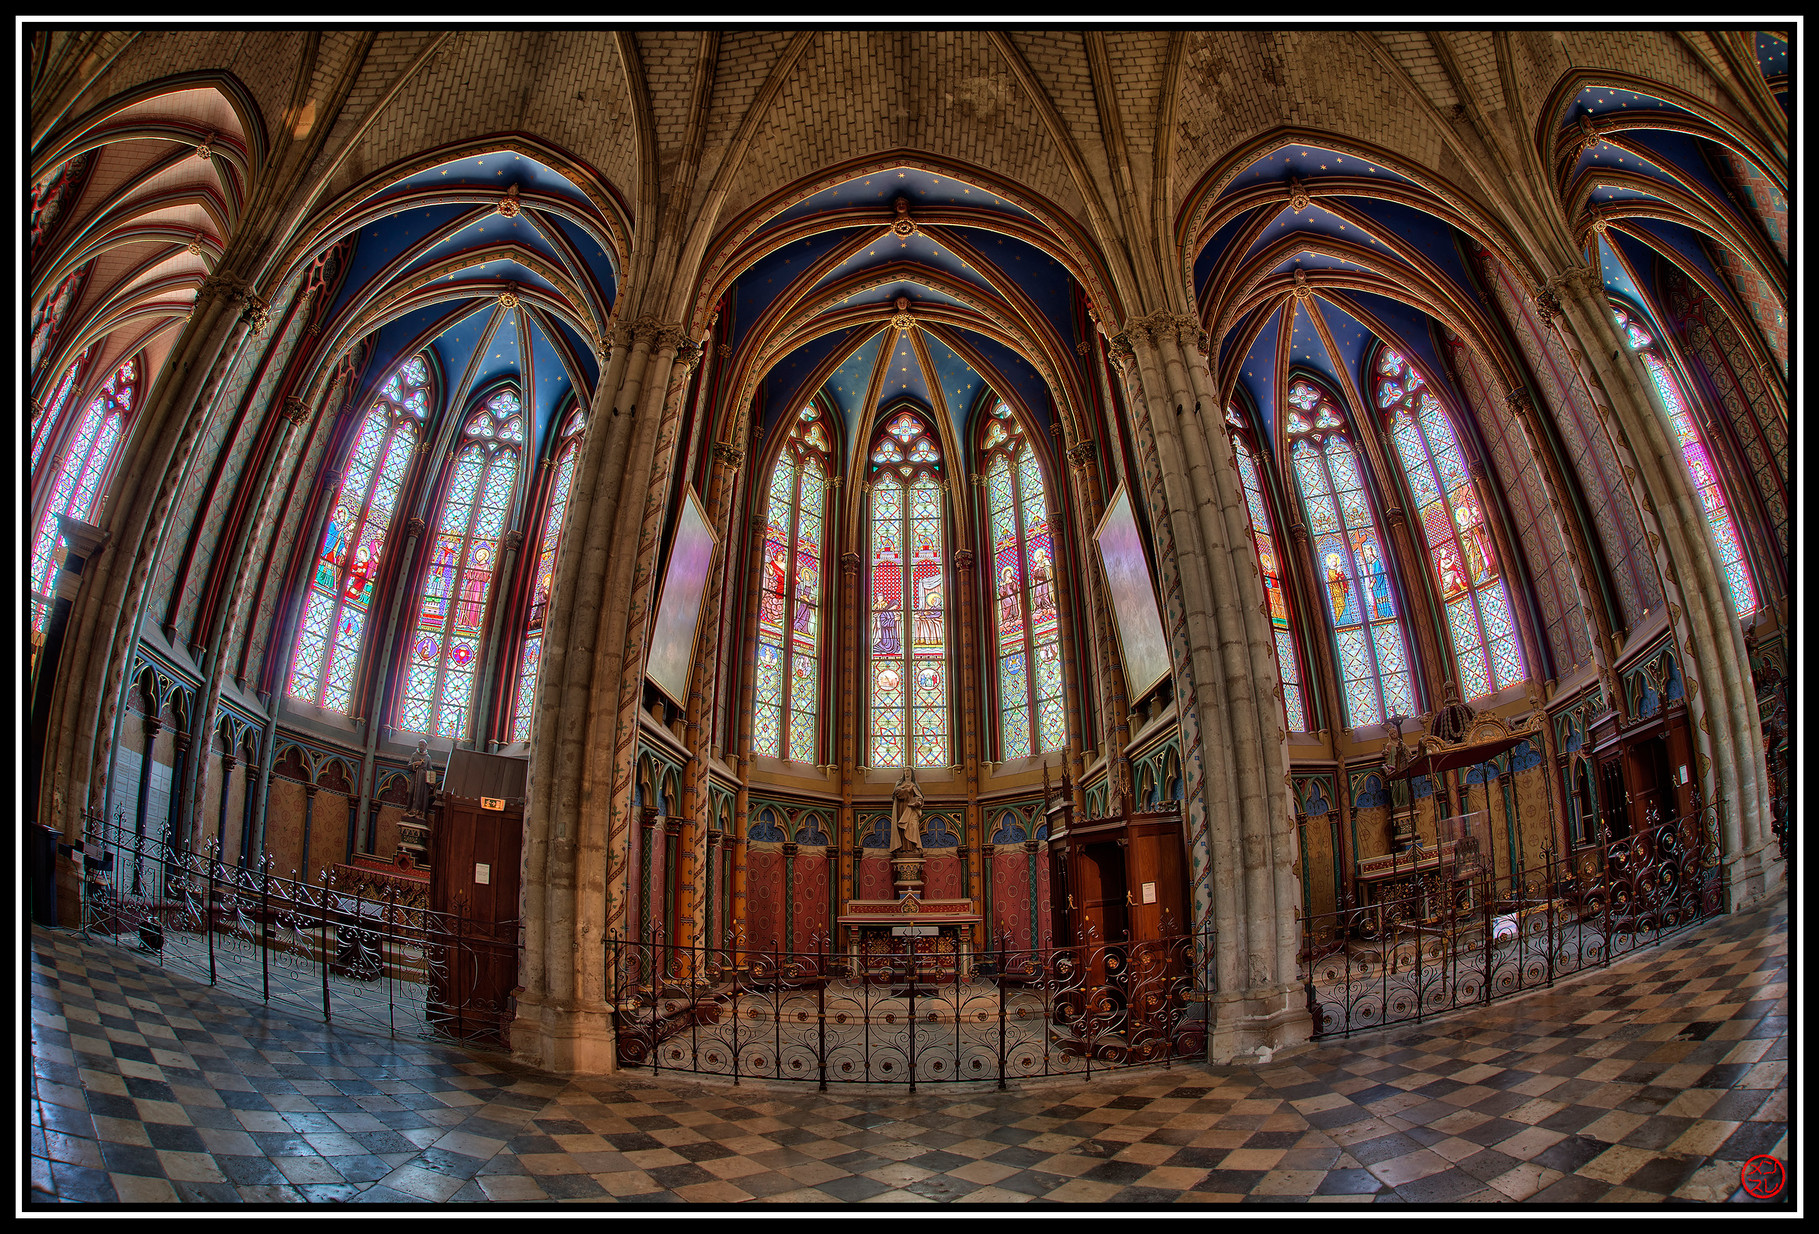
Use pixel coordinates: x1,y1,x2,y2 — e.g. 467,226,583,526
753,404,832,761
1612,303,1758,616
510,404,587,744
868,408,948,768
286,353,433,713
30,352,137,636
1375,347,1525,699
1284,376,1415,728
31,343,93,473
1226,406,1308,731
980,399,1064,759
399,384,524,738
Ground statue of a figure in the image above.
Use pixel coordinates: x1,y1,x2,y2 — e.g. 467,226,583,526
891,768,924,854
407,739,436,816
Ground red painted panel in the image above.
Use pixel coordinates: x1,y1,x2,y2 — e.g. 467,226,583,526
991,851,1031,954
923,852,963,900
791,852,830,951
858,855,893,901
745,850,783,954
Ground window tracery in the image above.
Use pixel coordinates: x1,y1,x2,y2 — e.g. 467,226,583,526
31,344,93,473
981,400,1063,759
1227,411,1308,731
1375,348,1524,699
868,410,947,768
753,405,831,761
287,354,432,713
30,353,137,636
1284,376,1414,728
1612,304,1757,617
398,385,523,738
510,406,586,744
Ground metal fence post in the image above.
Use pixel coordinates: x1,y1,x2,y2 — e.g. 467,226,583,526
320,874,332,1023
260,857,271,1005
997,932,1008,1091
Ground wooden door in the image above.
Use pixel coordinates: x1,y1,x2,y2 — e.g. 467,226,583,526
427,798,522,1046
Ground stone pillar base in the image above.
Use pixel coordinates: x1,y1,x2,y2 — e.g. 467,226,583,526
510,997,618,1074
1205,982,1312,1065
1726,842,1782,911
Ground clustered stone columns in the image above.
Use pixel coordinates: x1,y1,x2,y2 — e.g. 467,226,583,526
514,316,698,1072
1107,310,1309,1062
1544,266,1775,906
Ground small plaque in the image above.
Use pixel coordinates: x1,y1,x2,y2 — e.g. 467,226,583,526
481,796,505,811
1140,881,1157,904
474,863,491,885
891,925,938,936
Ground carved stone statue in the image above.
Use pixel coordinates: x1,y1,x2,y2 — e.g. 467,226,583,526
406,739,436,817
891,768,924,854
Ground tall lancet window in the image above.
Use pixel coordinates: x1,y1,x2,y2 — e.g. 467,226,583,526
868,409,947,768
30,353,138,636
1285,377,1415,727
31,344,93,474
1375,348,1524,699
1227,407,1308,731
287,353,432,712
1612,304,1758,616
399,385,523,738
982,400,1064,759
510,406,586,744
753,405,831,761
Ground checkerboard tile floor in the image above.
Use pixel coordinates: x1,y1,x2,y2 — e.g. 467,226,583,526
28,896,1787,1208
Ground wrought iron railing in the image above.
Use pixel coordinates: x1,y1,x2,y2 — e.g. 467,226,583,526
1300,804,1723,1038
608,925,1212,1090
70,810,518,1047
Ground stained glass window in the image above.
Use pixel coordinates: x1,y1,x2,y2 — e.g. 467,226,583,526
1229,423,1308,731
1376,348,1525,699
981,401,1064,759
1285,377,1414,728
869,409,947,767
399,385,524,739
30,354,137,636
753,405,831,761
287,353,433,712
31,343,93,474
1612,305,1757,618
509,406,586,744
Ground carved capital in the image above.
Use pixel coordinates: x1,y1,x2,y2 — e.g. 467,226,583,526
1503,387,1533,416
1106,332,1136,370
675,338,703,372
237,290,270,334
1066,439,1097,469
280,395,309,426
953,549,975,572
1288,521,1311,545
630,315,664,346
750,514,767,537
654,323,690,353
405,517,426,538
1382,505,1407,529
501,530,523,552
711,443,744,470
1531,285,1564,326
840,551,862,575
321,468,342,491
497,183,522,217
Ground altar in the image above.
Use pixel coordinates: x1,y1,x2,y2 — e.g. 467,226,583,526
838,893,982,985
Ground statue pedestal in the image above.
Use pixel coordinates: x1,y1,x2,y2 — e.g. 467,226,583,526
890,848,925,897
397,811,431,872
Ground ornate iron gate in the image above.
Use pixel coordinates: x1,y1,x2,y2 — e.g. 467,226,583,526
608,930,1210,1089
1301,806,1723,1037
69,811,517,1046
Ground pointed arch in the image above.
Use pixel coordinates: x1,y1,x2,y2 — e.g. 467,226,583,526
285,352,436,713
753,402,835,762
978,396,1064,760
510,401,588,744
1283,373,1414,728
397,382,525,738
866,405,949,768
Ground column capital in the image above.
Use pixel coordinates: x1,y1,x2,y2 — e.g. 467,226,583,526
711,442,744,470
280,395,309,426
1066,439,1097,469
